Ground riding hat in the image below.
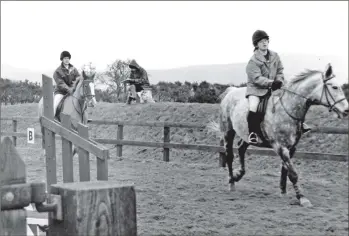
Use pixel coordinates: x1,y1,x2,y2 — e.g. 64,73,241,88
252,30,269,47
60,51,71,61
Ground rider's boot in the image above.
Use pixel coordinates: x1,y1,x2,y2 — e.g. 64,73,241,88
301,122,312,134
247,111,259,144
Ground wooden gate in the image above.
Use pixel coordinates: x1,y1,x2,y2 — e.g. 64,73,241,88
0,75,137,236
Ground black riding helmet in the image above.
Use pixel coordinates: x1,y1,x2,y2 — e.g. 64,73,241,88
60,51,71,61
252,30,269,47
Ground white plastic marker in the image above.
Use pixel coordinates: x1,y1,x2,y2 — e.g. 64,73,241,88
27,128,35,144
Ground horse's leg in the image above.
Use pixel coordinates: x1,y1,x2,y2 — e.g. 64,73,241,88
233,140,249,182
224,129,235,191
280,146,296,195
277,146,312,207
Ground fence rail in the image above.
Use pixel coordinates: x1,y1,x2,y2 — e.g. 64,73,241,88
1,116,348,163
0,74,137,236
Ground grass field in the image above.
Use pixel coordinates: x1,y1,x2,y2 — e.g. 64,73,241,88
1,102,348,235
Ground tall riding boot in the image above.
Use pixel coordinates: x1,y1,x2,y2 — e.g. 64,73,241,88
247,111,259,144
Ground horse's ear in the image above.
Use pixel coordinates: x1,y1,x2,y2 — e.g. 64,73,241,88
324,63,333,79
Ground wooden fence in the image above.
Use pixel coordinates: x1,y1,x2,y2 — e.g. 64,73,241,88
0,75,137,236
1,116,348,164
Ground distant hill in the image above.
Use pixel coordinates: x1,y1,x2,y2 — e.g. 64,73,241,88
1,53,347,88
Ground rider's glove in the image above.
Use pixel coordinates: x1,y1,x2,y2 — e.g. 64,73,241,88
271,80,282,91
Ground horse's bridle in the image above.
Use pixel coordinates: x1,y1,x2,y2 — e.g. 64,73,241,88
71,79,95,122
278,73,346,122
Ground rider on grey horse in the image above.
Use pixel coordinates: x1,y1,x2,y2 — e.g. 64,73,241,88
53,51,81,115
246,30,311,144
126,59,150,104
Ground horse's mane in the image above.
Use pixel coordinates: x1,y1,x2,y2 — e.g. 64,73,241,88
287,69,322,85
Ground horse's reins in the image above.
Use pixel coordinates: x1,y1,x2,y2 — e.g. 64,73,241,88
70,79,95,123
277,73,345,122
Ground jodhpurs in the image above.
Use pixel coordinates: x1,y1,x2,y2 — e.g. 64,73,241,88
53,94,64,115
248,95,260,112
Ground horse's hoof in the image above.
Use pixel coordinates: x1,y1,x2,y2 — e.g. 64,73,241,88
280,192,287,198
300,197,312,207
229,183,236,192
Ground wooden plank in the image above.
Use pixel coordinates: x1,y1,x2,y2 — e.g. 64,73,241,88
61,113,74,183
0,116,39,121
97,152,109,181
41,116,108,160
1,183,31,210
163,127,170,162
311,126,348,134
0,209,27,235
93,138,226,152
42,74,57,191
88,119,206,128
1,131,43,139
92,138,348,161
78,123,90,182
0,137,27,235
116,125,123,157
241,148,348,162
2,116,348,134
12,120,17,146
49,181,137,236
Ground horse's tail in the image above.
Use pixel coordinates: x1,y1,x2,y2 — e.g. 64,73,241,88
207,118,225,138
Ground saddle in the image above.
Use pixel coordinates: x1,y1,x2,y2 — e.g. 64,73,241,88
256,89,271,117
55,94,69,122
252,89,272,147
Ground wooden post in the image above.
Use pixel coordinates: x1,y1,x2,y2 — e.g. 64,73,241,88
12,120,17,146
219,138,226,167
97,151,109,181
0,101,2,142
48,181,137,236
116,125,123,157
123,81,127,102
163,126,170,162
78,123,90,182
0,137,27,235
61,113,74,183
42,74,57,192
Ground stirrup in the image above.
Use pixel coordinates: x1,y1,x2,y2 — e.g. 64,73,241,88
248,132,258,144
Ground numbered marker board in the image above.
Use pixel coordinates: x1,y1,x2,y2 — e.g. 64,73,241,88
27,128,35,144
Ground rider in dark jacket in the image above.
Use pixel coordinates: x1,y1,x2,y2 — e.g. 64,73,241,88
126,59,150,103
53,51,80,114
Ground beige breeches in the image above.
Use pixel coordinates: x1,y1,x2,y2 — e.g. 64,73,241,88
53,94,64,115
248,95,260,112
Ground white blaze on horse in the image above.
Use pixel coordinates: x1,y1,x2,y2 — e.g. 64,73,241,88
38,63,98,156
208,63,348,207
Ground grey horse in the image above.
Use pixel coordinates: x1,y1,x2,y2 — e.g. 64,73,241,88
208,63,348,207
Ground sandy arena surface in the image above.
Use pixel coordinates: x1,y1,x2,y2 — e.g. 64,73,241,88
2,102,348,235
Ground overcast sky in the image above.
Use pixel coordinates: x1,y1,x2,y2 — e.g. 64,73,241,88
1,1,348,72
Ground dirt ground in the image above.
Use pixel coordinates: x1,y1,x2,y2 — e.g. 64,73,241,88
1,102,348,235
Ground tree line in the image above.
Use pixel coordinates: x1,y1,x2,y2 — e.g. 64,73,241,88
1,59,348,105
